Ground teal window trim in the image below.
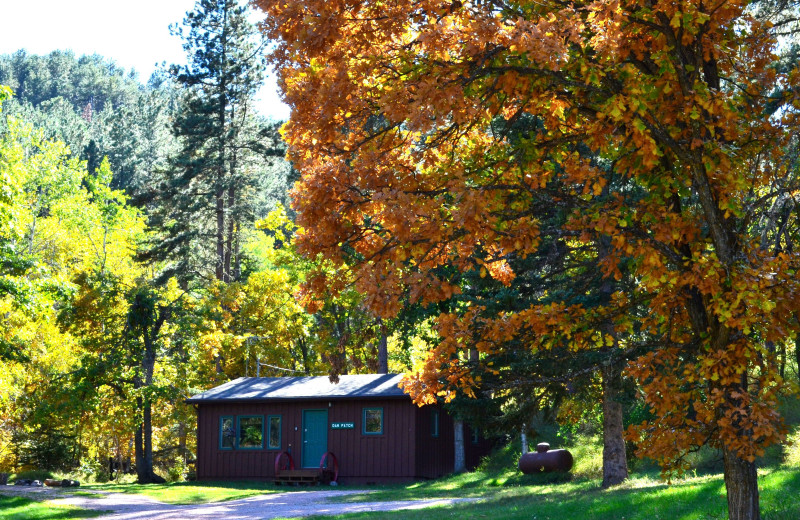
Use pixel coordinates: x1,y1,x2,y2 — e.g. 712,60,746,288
431,410,439,438
220,416,235,450
362,407,384,435
237,415,264,450
267,415,282,450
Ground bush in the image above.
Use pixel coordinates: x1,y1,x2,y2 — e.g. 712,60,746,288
77,458,110,483
185,462,197,482
783,427,800,468
166,459,188,483
564,434,604,479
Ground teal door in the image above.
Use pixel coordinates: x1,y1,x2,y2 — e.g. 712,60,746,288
302,409,328,468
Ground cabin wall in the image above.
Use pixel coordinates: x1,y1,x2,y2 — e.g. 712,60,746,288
465,424,495,470
196,398,417,483
414,404,454,478
412,404,497,478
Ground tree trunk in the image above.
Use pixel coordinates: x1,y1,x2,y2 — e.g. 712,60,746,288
134,325,166,484
142,396,156,482
215,185,226,282
453,419,466,474
723,448,760,520
134,396,145,481
216,50,229,283
298,337,311,375
179,421,187,461
377,319,388,374
601,362,628,488
224,185,236,282
233,220,241,281
521,424,528,455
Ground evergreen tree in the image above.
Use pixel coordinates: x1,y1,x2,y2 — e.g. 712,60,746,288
143,0,269,285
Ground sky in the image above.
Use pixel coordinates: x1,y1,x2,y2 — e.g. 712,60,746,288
0,0,290,121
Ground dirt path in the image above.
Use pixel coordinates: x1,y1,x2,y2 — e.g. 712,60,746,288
1,486,480,519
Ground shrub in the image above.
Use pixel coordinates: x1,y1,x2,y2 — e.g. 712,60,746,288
166,459,188,483
783,427,800,468
78,458,110,483
565,434,603,479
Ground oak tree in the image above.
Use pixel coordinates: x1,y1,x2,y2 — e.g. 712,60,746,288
257,0,800,518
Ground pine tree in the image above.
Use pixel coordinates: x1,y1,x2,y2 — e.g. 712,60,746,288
144,0,267,284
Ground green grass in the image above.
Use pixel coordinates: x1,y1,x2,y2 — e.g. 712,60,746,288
80,480,283,505
0,495,106,520
286,469,800,520
309,435,800,520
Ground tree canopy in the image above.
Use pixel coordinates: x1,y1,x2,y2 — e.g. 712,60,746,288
257,0,800,517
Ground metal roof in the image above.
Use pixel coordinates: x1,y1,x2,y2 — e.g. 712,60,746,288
186,374,409,403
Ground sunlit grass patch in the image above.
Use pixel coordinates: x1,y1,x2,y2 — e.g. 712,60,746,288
0,494,106,520
82,480,281,505
295,469,800,520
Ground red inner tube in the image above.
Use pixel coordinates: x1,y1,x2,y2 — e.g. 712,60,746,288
318,451,339,483
274,451,295,475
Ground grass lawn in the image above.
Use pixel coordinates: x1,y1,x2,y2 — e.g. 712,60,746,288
286,468,800,520
0,494,106,520
5,466,798,519
80,479,283,505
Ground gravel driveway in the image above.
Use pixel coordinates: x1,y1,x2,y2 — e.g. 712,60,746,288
1,486,480,519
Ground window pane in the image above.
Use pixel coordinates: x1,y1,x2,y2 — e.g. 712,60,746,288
220,417,235,449
238,416,263,449
431,410,439,437
364,408,383,434
268,416,281,449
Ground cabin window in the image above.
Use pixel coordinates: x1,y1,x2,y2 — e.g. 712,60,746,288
267,415,281,449
471,428,479,445
237,415,264,449
363,407,383,435
220,416,235,450
431,410,439,437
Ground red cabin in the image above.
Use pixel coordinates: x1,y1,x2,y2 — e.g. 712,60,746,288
187,374,491,484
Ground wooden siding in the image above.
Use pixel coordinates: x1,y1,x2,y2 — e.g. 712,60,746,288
464,425,494,470
414,403,454,478
413,404,496,478
196,398,417,482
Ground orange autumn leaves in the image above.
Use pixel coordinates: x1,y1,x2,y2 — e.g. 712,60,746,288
257,0,800,471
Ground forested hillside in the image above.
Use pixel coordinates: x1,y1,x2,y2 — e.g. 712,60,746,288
0,50,174,194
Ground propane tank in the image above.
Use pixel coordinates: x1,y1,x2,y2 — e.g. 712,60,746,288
518,442,574,473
